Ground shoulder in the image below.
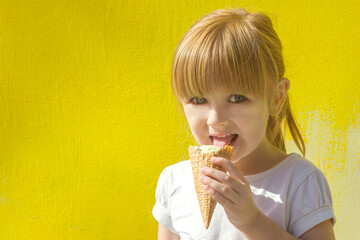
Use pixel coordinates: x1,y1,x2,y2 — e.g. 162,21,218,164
280,153,326,186
261,153,331,202
285,153,319,172
284,154,332,200
154,160,191,205
156,160,192,187
248,153,326,187
247,153,331,204
280,153,333,196
284,155,335,237
153,160,192,235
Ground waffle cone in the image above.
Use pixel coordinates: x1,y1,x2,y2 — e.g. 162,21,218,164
189,145,234,229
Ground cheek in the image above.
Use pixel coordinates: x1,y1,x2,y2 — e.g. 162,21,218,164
232,109,268,157
184,108,206,127
235,107,268,137
183,106,209,141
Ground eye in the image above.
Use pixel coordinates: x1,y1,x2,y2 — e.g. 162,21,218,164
190,97,207,104
230,94,246,103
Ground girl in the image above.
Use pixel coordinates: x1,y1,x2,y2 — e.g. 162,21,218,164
152,7,335,240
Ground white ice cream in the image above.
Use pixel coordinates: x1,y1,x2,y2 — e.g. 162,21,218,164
195,145,221,153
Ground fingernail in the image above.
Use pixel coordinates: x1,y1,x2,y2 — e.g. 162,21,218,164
201,167,207,173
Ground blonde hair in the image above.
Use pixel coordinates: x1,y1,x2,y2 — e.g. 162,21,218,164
171,7,306,157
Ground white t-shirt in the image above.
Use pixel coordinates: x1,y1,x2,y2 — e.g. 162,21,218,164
152,153,336,239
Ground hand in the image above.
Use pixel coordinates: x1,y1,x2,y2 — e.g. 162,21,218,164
200,156,260,231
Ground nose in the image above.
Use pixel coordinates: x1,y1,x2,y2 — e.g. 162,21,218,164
206,107,229,127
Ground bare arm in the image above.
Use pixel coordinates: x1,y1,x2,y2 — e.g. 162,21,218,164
241,212,335,240
299,219,335,240
158,223,180,240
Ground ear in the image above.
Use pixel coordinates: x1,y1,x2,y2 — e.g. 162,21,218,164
269,78,290,116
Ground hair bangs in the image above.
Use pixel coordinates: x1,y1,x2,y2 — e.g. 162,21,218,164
171,20,269,102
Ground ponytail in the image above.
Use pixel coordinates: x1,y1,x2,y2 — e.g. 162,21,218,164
266,96,306,157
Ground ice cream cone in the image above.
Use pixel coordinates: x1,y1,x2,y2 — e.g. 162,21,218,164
188,145,234,229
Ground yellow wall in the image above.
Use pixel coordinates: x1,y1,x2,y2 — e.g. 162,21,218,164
0,0,358,239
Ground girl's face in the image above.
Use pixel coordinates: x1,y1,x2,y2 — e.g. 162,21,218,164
182,90,271,162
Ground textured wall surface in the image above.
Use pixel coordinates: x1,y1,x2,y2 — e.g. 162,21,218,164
0,0,358,239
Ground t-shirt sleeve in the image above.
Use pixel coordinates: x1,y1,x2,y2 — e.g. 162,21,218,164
152,167,177,234
288,170,336,237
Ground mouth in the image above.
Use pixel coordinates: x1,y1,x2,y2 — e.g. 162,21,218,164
210,134,238,147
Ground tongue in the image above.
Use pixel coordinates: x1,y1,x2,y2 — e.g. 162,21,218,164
212,135,234,147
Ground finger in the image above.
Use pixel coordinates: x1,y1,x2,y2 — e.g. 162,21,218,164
201,175,238,203
204,184,233,207
201,166,243,194
211,157,248,185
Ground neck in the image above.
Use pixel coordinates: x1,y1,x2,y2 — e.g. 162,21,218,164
234,139,288,176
